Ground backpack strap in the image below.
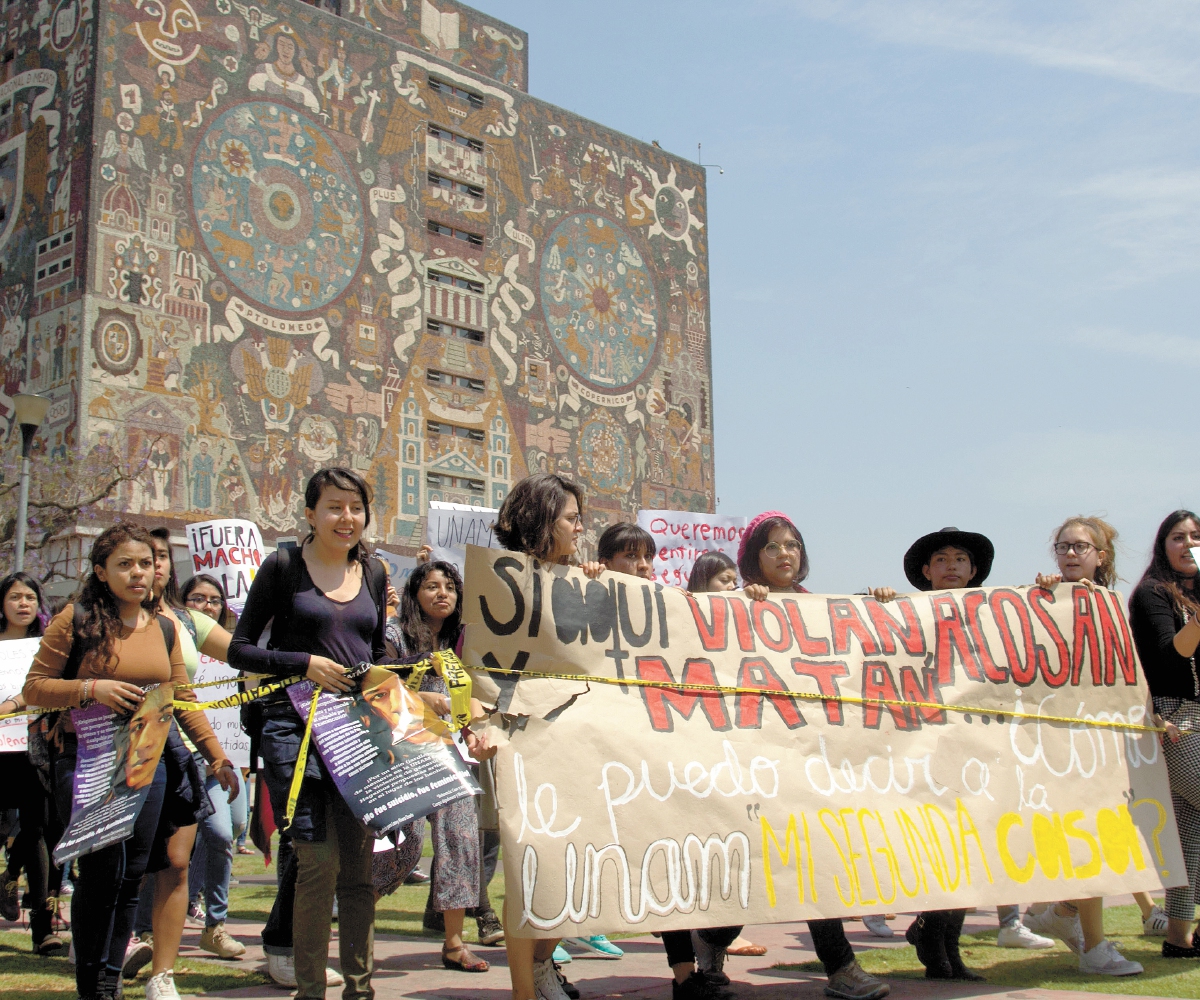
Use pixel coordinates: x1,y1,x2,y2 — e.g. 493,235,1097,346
156,612,176,660
60,602,88,682
266,544,307,651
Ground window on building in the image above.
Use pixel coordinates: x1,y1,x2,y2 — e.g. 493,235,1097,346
427,75,484,109
427,420,485,442
427,270,483,294
426,220,484,247
426,319,484,344
428,124,484,153
427,172,484,199
426,369,485,392
426,472,485,493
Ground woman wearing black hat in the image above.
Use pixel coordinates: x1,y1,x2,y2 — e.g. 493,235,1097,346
900,528,997,981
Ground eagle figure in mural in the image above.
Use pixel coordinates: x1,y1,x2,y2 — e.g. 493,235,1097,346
101,130,148,171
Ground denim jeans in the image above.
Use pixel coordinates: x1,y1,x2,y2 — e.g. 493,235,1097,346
54,753,167,996
188,767,248,925
997,904,1020,927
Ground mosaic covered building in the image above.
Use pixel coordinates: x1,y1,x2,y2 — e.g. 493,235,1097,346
0,0,714,557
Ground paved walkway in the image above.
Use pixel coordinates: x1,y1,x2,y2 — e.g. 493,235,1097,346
183,901,1147,1000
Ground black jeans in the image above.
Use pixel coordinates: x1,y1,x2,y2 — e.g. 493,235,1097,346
7,755,64,945
808,918,855,977
662,925,742,967
262,834,297,955
54,751,167,995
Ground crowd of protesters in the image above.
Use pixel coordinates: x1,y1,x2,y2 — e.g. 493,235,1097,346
2,468,1199,1000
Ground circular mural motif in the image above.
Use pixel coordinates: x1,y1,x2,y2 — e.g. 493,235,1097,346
92,310,143,377
192,101,363,312
576,411,634,496
540,213,657,390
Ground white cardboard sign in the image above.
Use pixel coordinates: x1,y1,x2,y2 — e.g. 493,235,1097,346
185,519,267,614
637,510,748,588
426,501,500,575
0,638,40,752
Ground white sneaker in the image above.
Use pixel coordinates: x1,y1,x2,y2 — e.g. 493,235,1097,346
863,914,893,938
1079,939,1143,976
1143,905,1169,936
1023,905,1083,954
997,922,1054,949
533,957,571,1000
145,969,181,1000
266,952,296,987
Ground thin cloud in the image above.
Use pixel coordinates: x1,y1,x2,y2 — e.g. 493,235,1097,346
1071,326,1200,365
789,1,1200,94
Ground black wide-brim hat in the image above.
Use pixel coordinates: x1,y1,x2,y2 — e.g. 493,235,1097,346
903,527,995,591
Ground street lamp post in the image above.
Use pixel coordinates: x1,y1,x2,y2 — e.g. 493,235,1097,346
12,393,50,573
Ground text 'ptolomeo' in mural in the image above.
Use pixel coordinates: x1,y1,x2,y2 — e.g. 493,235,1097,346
0,0,714,550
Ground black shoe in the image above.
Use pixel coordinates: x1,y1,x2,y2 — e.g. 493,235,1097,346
0,873,19,921
555,962,581,1000
1164,940,1200,958
906,912,952,978
673,971,735,1000
942,909,985,981
476,909,504,945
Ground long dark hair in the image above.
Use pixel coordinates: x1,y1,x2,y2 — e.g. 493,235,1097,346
399,561,463,656
687,551,737,593
76,524,157,674
304,467,373,565
737,515,810,589
0,572,46,637
180,573,236,630
494,473,584,563
1137,509,1200,615
149,527,182,609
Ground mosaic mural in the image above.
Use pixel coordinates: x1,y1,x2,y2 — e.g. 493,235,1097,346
6,0,713,555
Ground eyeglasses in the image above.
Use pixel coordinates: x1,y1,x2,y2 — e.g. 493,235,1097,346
186,595,224,609
763,540,802,557
559,513,582,526
1054,542,1095,556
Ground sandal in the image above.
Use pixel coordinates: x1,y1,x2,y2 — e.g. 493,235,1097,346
442,944,489,972
727,941,768,956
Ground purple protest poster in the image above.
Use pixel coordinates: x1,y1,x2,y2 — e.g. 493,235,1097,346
54,684,175,865
287,667,479,835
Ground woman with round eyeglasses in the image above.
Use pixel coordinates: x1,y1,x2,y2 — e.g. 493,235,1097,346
181,575,236,629
1017,518,1146,976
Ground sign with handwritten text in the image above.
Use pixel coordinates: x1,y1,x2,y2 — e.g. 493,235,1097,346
463,546,1183,938
426,501,499,575
637,510,747,588
186,519,266,615
0,638,38,751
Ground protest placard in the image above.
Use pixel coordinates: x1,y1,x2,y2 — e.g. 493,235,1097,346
54,684,174,865
185,519,267,614
0,637,38,752
426,501,499,574
462,546,1183,938
194,653,250,768
287,669,479,835
375,548,417,588
637,510,748,587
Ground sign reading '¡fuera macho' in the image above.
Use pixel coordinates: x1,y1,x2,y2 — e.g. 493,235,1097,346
461,546,1185,938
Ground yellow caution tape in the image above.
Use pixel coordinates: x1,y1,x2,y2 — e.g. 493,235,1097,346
284,687,321,832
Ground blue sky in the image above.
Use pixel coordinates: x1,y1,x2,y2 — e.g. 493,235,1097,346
484,0,1200,594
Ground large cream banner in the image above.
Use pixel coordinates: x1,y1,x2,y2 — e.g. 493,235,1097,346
461,547,1185,939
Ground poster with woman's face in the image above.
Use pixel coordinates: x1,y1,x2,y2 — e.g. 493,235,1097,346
287,668,479,837
53,684,175,866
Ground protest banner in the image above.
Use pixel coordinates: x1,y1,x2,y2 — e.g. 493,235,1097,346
638,510,748,587
287,669,479,835
194,653,250,768
375,548,417,588
185,519,267,614
426,501,499,575
462,546,1184,938
54,684,174,865
0,637,38,752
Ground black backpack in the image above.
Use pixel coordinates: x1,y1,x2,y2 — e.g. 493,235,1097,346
28,602,176,777
239,546,387,770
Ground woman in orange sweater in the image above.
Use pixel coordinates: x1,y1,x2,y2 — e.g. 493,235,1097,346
23,524,230,1000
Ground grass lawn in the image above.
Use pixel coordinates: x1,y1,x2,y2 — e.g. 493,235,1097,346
778,904,1200,998
0,833,505,997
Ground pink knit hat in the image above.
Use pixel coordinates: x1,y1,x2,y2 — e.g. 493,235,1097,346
737,510,793,567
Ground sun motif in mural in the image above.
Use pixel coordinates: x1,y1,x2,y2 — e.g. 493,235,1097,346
540,213,657,390
645,165,703,255
192,101,364,313
576,409,633,496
